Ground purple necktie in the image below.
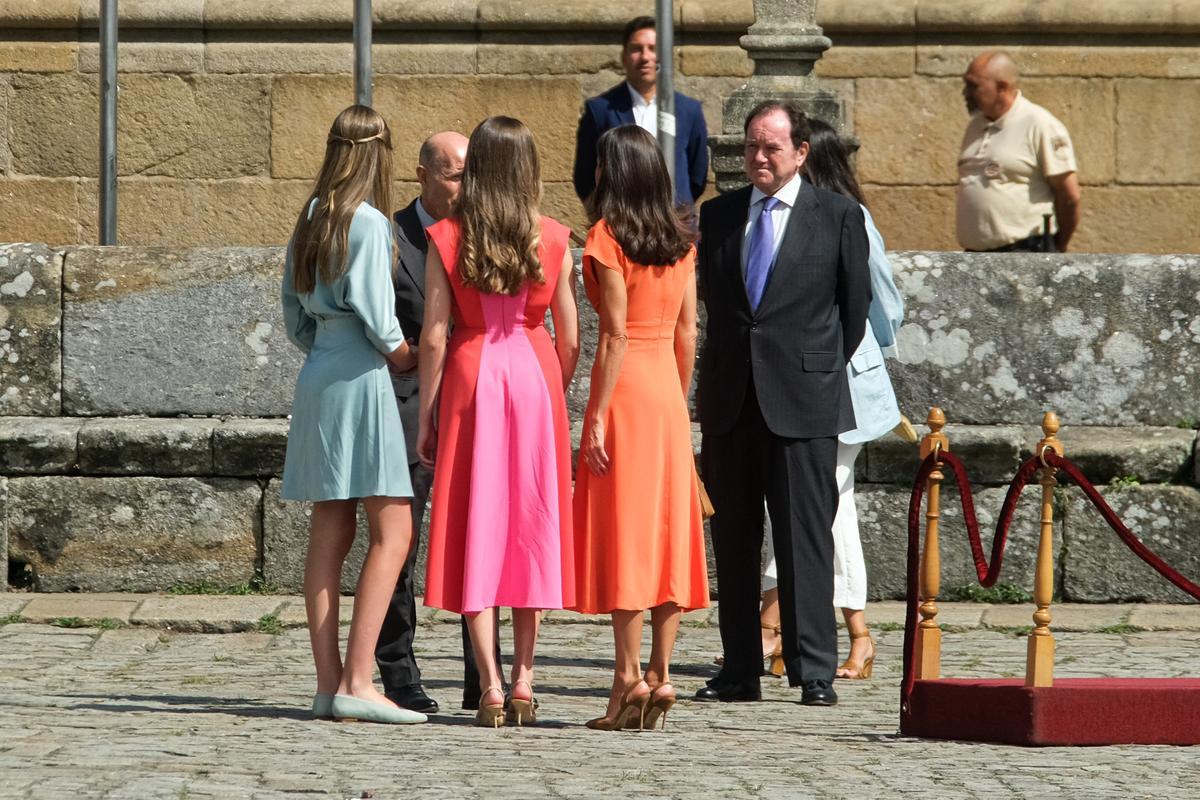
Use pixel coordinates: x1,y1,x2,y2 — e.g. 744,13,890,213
744,196,780,312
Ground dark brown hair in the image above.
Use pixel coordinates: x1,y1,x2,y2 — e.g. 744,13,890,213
456,116,543,295
589,125,695,267
803,117,867,207
743,100,812,150
622,16,655,47
290,105,395,293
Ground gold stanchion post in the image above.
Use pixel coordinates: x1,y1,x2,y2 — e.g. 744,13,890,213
915,407,949,680
1026,411,1063,687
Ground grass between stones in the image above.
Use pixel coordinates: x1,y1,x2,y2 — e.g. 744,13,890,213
50,616,123,630
168,576,280,595
256,613,284,636
984,625,1035,636
0,613,20,626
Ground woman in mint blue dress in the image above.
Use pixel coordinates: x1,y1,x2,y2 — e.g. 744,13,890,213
281,105,423,725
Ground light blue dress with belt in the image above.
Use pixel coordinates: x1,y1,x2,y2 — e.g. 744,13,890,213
280,201,414,501
840,205,905,445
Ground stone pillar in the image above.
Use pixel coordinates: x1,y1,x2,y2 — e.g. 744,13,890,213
710,0,847,192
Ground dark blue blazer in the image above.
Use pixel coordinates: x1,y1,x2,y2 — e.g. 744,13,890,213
572,82,709,205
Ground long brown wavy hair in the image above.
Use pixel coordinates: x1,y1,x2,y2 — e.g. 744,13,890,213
802,117,867,206
290,105,396,293
589,125,695,266
456,116,543,296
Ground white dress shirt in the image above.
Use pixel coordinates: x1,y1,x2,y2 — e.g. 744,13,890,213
628,82,657,138
415,197,437,230
741,171,803,275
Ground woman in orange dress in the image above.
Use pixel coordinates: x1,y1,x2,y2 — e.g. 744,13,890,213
573,125,709,731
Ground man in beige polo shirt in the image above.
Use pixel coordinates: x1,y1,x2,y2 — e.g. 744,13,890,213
957,51,1082,252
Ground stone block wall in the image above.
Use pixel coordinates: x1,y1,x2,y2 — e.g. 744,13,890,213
1,242,1197,601
2,1,1200,253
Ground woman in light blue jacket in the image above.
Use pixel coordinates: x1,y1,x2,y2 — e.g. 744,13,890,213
754,119,906,681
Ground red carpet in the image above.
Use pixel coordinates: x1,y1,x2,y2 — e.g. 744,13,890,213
901,678,1200,746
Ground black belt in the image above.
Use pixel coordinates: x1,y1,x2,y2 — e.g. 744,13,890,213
970,234,1057,253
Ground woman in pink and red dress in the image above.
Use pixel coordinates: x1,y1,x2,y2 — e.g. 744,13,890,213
418,116,580,728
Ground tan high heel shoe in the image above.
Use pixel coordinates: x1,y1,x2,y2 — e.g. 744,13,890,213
642,684,677,731
586,682,650,731
506,679,537,726
474,686,505,728
766,624,785,678
836,630,876,680
713,622,784,677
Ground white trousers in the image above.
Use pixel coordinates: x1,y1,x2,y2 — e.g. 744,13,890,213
762,441,866,610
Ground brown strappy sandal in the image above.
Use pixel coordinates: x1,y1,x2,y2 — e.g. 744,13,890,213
765,623,785,677
836,630,876,680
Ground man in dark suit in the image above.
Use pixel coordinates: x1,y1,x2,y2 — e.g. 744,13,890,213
694,101,870,708
572,15,709,206
374,131,500,713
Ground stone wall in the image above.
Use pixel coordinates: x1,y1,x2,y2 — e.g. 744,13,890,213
1,1,1200,253
2,242,1197,601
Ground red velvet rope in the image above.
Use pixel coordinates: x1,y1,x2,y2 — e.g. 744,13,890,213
900,448,1200,716
1043,451,1200,600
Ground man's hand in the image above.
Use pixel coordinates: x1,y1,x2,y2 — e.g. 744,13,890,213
387,339,419,375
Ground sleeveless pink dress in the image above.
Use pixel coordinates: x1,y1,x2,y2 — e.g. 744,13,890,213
422,217,576,614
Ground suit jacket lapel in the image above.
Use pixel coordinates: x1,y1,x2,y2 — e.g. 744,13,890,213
720,187,754,316
394,201,428,298
607,82,635,126
758,181,819,313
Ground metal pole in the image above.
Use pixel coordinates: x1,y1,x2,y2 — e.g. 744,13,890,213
353,0,372,107
655,0,676,195
99,0,118,245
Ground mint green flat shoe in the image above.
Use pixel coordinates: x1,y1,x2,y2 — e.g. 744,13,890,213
311,693,334,720
331,694,427,725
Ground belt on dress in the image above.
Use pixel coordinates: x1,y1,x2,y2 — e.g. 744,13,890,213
311,315,361,328
453,323,545,333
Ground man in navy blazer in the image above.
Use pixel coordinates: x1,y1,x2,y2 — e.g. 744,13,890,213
573,16,709,206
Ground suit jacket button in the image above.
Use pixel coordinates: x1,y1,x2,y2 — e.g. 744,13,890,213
750,323,759,331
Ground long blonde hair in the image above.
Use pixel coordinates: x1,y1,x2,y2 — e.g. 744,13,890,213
456,116,543,295
290,105,396,293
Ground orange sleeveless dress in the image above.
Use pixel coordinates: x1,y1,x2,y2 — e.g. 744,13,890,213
572,221,710,614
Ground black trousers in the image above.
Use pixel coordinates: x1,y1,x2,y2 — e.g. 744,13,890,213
701,380,839,687
374,463,501,697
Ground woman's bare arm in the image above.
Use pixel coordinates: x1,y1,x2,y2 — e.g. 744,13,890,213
416,246,452,469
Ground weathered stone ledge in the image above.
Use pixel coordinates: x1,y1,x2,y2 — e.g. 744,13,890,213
4,416,1193,487
5,593,1200,633
0,416,288,476
7,1,1200,35
9,246,1199,425
4,458,1197,602
865,423,1197,486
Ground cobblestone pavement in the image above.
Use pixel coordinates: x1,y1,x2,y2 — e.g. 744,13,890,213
2,600,1199,799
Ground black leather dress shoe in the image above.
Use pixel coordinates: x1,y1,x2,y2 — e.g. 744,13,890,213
799,679,838,706
694,680,761,703
386,684,439,713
